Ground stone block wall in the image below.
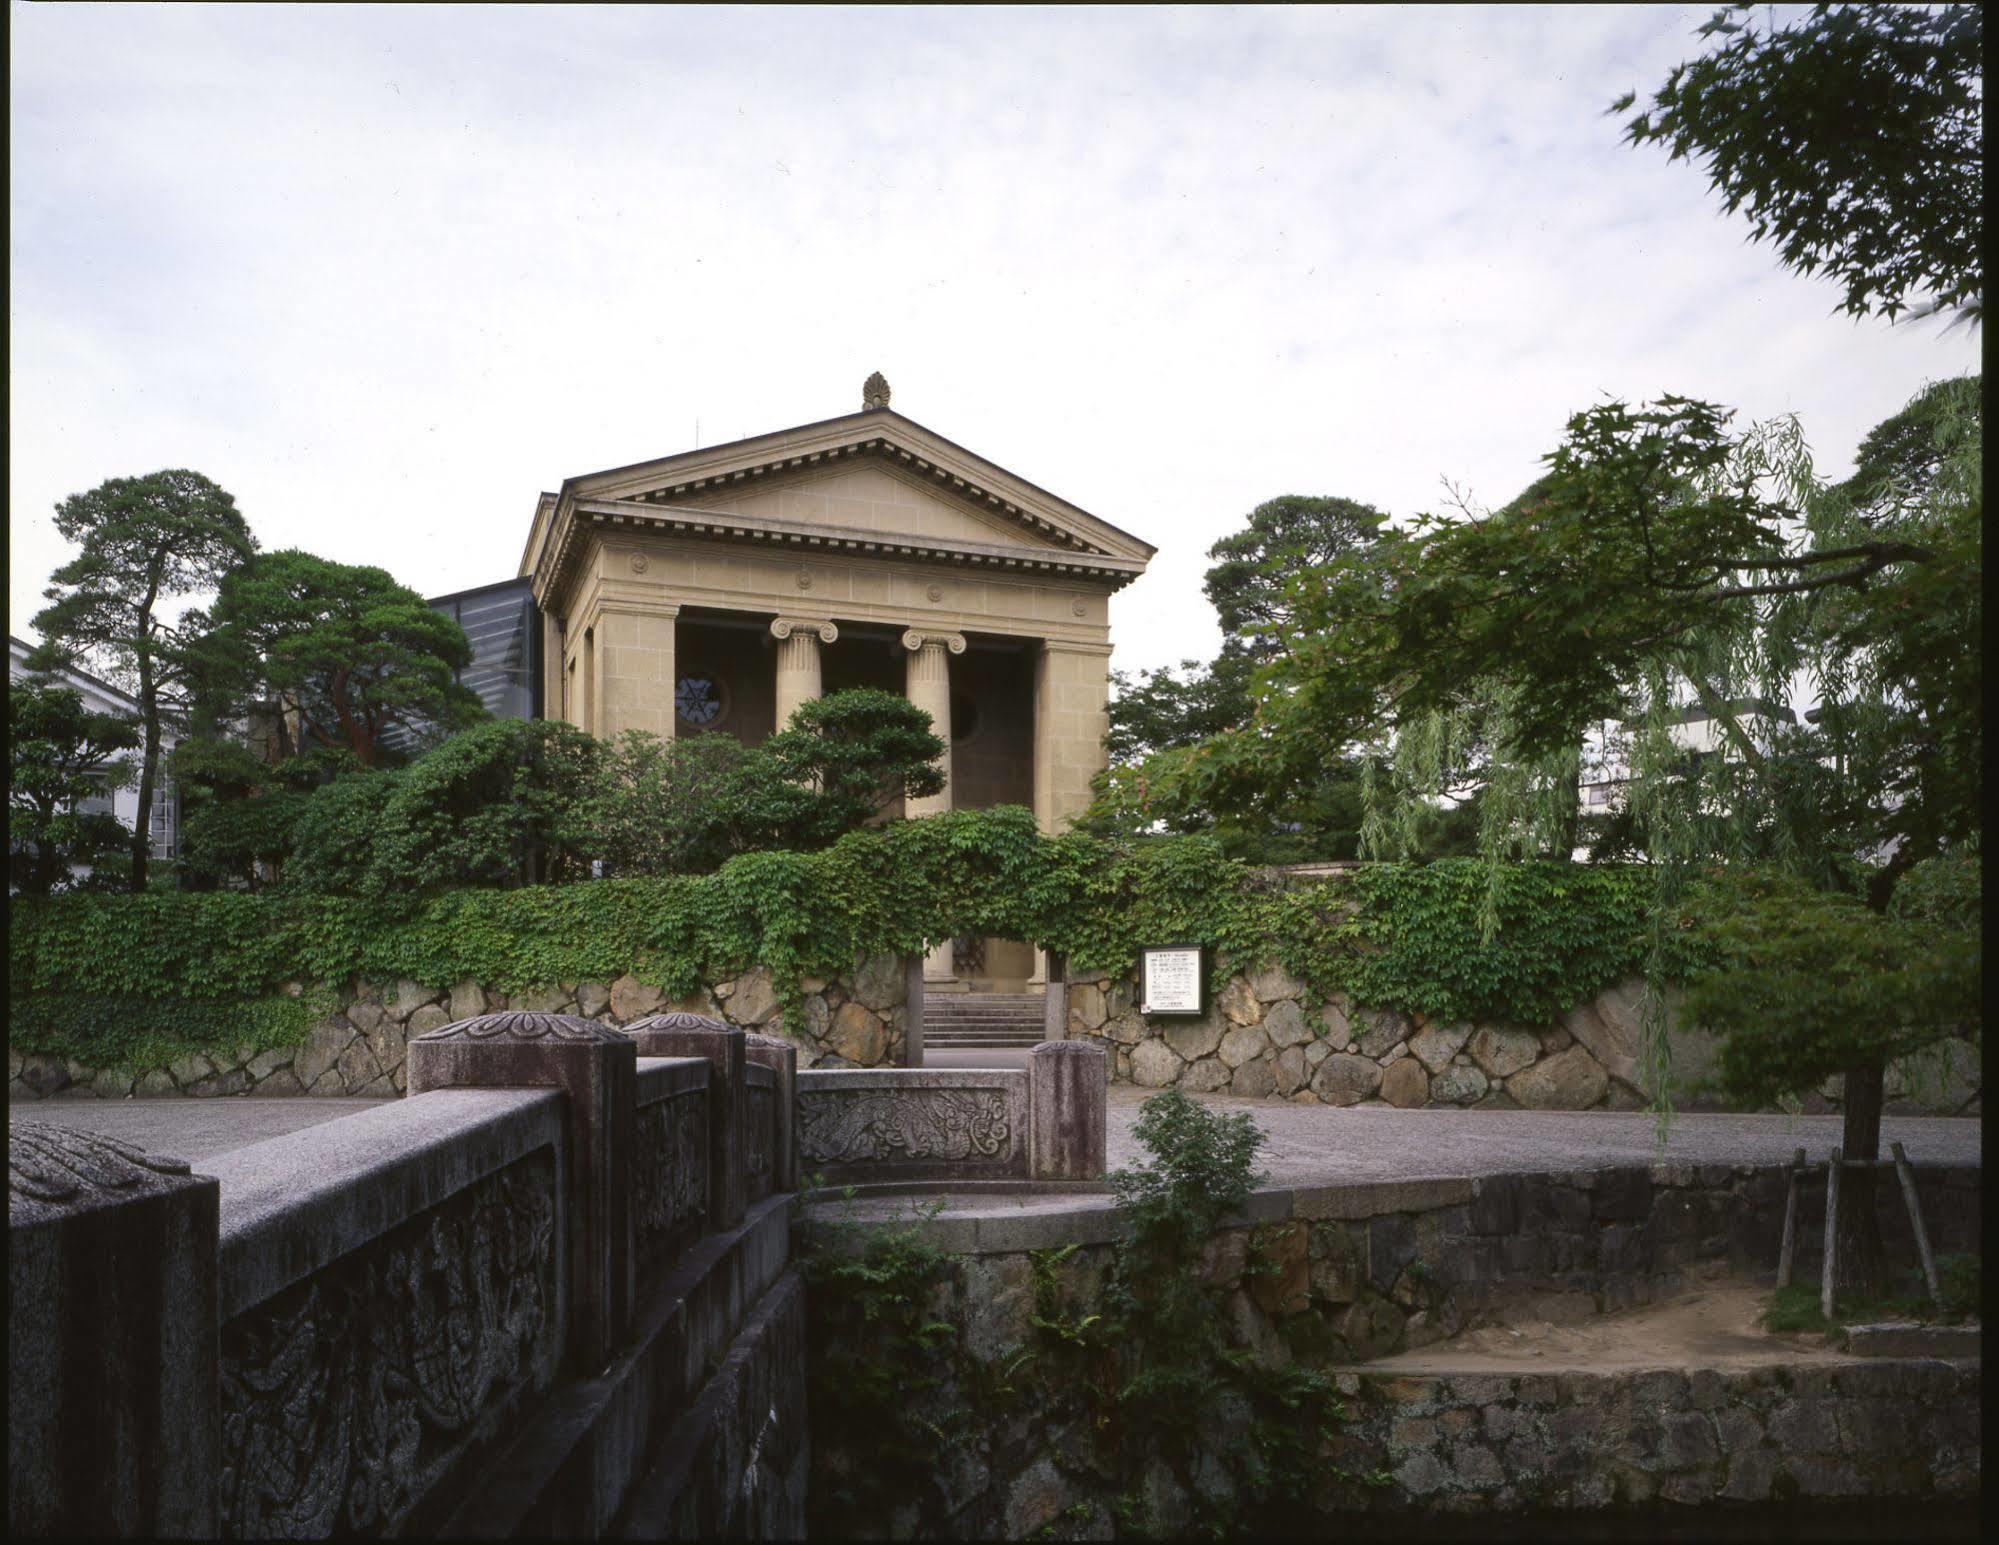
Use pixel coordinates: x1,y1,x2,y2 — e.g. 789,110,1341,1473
1326,1359,1980,1514
8,954,910,1100
804,1160,1982,1538
1065,965,1981,1116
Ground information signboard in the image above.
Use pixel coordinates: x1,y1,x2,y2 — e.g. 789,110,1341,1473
1139,945,1206,1017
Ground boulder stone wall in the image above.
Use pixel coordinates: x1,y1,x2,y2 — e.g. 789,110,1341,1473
1065,967,1980,1117
7,956,907,1100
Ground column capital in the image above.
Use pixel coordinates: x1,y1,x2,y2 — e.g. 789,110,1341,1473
901,628,967,655
770,616,838,644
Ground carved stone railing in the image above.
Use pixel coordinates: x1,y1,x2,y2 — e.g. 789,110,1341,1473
634,1057,710,1282
745,1061,777,1206
8,1008,807,1540
797,1042,1107,1187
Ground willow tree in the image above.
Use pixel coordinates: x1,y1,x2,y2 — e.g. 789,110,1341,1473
1272,380,1980,1302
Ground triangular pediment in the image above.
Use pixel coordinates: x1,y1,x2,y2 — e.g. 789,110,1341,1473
649,459,1073,552
559,408,1154,562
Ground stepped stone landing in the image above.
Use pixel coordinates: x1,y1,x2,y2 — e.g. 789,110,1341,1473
922,992,1047,1049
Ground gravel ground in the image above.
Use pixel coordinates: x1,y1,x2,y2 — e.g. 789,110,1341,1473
1104,1087,1983,1187
12,1087,1979,1191
10,1097,388,1163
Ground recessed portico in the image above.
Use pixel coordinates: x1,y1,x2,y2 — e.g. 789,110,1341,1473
520,378,1153,991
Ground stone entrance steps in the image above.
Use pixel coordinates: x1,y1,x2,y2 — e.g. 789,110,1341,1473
923,992,1047,1048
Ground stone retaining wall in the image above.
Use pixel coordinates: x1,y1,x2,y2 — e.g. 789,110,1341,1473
1064,966,1981,1116
8,954,909,1100
803,1159,1981,1537
1325,1358,1979,1515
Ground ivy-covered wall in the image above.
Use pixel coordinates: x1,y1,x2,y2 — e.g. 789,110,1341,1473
7,807,1974,1112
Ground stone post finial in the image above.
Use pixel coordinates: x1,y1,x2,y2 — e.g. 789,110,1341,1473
862,371,891,411
408,1012,637,1370
10,1123,221,1536
626,1014,749,1230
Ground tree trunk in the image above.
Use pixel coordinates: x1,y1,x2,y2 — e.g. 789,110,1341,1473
1833,1053,1890,1306
132,682,159,893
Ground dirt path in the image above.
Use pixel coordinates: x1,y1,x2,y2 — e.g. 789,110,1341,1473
1358,1280,1841,1373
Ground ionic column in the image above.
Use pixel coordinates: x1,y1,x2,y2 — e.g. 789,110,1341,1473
903,628,966,984
770,618,838,731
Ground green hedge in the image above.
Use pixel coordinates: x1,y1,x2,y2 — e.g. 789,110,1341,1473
9,806,1695,1070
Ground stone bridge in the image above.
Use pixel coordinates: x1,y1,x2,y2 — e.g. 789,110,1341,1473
8,1015,1108,1539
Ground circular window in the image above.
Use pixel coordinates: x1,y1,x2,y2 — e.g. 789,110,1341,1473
675,669,730,730
950,691,980,744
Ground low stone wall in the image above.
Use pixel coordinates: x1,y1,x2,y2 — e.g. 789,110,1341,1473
797,1044,1109,1187
1064,966,1981,1116
802,1158,1981,1537
8,954,911,1100
1326,1359,1980,1515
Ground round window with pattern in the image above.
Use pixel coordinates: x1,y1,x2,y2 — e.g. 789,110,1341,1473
675,670,728,729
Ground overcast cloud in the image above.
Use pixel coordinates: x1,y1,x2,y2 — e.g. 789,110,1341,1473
9,3,1980,678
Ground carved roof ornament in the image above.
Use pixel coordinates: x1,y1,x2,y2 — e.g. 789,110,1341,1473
862,371,891,411
10,1121,197,1214
415,1011,629,1044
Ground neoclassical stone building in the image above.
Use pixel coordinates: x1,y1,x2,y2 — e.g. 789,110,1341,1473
520,376,1154,991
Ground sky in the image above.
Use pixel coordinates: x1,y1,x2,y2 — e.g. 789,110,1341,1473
9,2,1980,683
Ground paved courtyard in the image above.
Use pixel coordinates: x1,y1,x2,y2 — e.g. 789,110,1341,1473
12,1089,1979,1184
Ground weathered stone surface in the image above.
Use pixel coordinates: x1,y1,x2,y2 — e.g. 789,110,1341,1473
515,984,573,1015
728,967,781,1027
1130,1040,1182,1088
335,1038,381,1093
1309,1227,1361,1303
1303,1037,1332,1068
1218,1022,1270,1069
1163,1015,1225,1062
1273,1044,1308,1095
609,974,666,1022
390,979,443,1021
245,1048,293,1081
1319,997,1351,1049
1069,982,1108,1031
1508,1044,1610,1110
1560,979,1652,1088
1408,1022,1471,1074
1250,1222,1311,1316
346,999,388,1036
448,979,488,1021
1430,1063,1489,1105
1005,1457,1080,1539
1341,1296,1405,1359
850,953,906,1012
1312,1052,1382,1106
801,995,831,1042
1103,1012,1146,1045
133,1068,178,1097
188,1068,251,1097
1262,999,1311,1050
825,1002,886,1065
1359,1007,1413,1060
405,1004,451,1039
1215,978,1262,1026
1469,1025,1541,1079
256,1069,306,1097
574,981,611,1018
1248,963,1306,1004
961,1255,1035,1361
1181,1058,1233,1093
1536,1024,1573,1056
293,1017,354,1090
167,1054,213,1088
1380,1057,1429,1108
1231,1058,1275,1099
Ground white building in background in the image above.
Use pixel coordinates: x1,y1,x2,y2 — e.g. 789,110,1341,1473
9,635,180,868
1576,698,1797,820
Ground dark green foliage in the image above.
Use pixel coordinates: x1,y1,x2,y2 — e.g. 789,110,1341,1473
1104,654,1255,763
279,773,403,896
8,681,142,896
7,991,331,1078
1202,494,1386,658
1683,863,1980,1105
796,1195,963,1533
759,687,946,844
30,468,257,889
590,731,765,877
368,719,603,893
1615,3,1982,324
190,548,483,768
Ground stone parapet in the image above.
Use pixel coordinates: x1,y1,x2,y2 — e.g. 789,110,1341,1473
9,1123,221,1538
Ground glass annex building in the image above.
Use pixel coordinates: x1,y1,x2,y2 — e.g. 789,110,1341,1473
430,577,543,722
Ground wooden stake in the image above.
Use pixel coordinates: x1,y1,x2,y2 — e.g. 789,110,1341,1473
1777,1146,1805,1288
1821,1147,1841,1322
1890,1141,1946,1315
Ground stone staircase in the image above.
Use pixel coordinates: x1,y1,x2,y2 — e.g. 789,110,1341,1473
922,992,1048,1050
